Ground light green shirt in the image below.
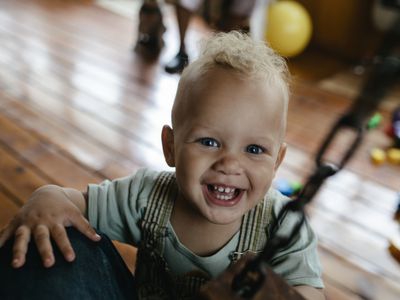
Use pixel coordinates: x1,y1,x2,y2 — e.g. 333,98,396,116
88,168,323,288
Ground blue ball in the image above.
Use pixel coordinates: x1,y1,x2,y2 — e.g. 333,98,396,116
274,179,294,197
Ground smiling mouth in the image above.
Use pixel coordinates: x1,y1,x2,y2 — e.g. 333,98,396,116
207,184,242,201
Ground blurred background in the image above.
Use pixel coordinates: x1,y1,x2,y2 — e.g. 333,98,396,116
0,0,399,299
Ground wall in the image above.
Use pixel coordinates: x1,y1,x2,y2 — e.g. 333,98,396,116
298,0,379,60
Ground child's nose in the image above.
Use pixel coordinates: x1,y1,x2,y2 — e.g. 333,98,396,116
212,153,243,175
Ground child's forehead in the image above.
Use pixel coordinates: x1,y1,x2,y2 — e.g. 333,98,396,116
181,67,266,100
187,71,280,104
178,87,283,124
172,66,287,129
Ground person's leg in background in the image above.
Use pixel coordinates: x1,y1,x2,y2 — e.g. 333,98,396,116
217,0,256,33
164,3,191,73
164,0,203,74
0,228,136,300
135,0,166,57
164,0,256,74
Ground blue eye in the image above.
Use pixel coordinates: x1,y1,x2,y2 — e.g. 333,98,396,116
246,145,264,154
198,138,219,148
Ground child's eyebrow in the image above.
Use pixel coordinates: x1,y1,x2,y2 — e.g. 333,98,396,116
188,124,216,133
183,126,216,138
247,132,275,143
251,137,274,145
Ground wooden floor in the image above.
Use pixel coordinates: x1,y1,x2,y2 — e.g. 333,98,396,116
0,0,399,299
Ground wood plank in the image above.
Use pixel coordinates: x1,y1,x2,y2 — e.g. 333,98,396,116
0,96,139,179
0,111,104,190
0,146,49,205
0,0,134,59
279,147,399,212
0,19,175,131
0,1,174,92
0,189,20,229
286,89,399,189
309,206,400,281
0,44,161,151
319,246,400,300
310,187,398,238
322,282,360,300
0,66,167,169
0,0,197,125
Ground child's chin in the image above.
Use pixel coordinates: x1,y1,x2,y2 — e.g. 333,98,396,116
205,212,242,226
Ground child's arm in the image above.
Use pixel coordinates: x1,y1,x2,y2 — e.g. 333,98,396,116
0,185,100,268
294,286,325,300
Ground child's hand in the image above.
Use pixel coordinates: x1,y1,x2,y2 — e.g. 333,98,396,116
0,185,100,268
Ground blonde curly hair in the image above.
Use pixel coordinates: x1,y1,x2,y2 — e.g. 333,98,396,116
173,31,290,130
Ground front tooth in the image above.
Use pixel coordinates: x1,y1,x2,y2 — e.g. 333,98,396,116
212,186,236,194
217,194,233,201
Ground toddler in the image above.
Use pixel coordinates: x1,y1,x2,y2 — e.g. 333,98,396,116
0,31,324,300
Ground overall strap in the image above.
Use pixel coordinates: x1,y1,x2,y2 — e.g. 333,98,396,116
230,193,274,263
141,171,178,253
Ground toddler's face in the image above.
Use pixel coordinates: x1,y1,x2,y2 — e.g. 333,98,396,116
163,67,286,226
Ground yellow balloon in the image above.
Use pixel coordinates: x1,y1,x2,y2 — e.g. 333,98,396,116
266,1,312,57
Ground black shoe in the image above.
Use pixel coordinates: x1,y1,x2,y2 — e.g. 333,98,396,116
164,51,189,74
134,3,166,56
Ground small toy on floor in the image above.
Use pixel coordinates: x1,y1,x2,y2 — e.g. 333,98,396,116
274,178,303,198
370,148,386,165
367,113,382,130
370,147,400,165
369,107,400,166
387,148,400,164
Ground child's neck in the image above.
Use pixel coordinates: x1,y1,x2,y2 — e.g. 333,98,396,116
170,197,242,257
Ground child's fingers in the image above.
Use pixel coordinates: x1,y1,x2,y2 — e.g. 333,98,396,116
50,224,75,262
11,225,31,268
33,224,54,268
70,214,101,242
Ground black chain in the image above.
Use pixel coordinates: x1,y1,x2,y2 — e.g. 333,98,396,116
231,15,400,296
232,74,394,299
232,163,339,298
232,119,364,298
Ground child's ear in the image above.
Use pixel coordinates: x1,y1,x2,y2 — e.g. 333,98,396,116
274,143,287,171
161,125,175,167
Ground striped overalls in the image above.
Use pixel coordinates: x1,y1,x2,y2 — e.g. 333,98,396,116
134,171,274,299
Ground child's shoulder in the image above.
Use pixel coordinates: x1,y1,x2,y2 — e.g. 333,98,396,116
264,188,293,219
133,167,175,185
265,187,290,207
134,167,176,206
